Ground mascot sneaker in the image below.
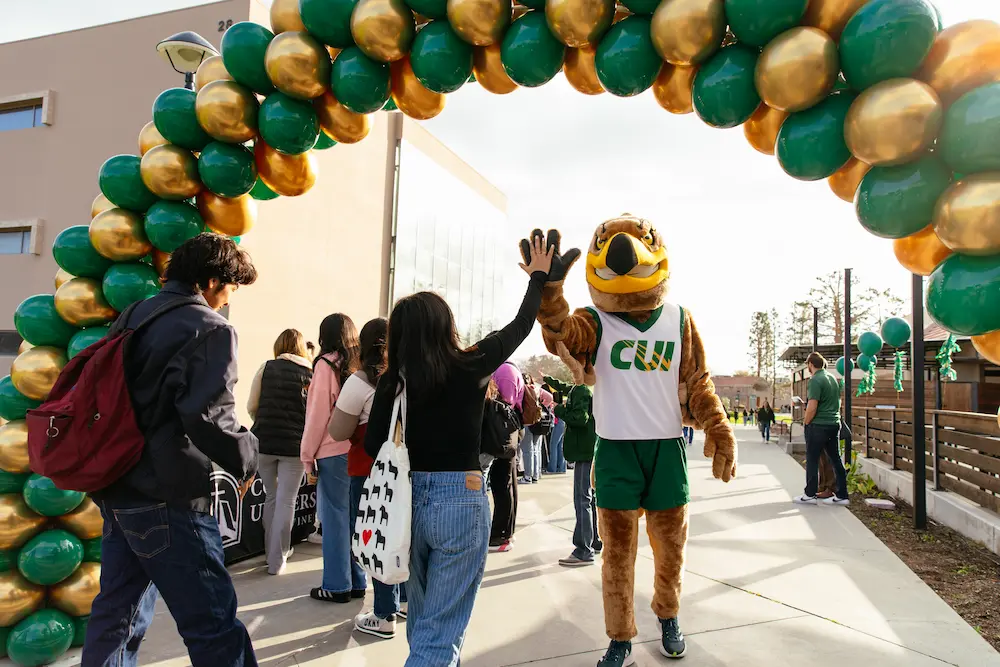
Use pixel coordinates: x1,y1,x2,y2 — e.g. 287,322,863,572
660,617,687,658
598,640,636,667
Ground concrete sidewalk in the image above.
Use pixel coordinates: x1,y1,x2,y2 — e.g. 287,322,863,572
46,425,1000,666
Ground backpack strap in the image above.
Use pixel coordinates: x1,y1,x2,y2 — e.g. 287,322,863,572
110,296,205,336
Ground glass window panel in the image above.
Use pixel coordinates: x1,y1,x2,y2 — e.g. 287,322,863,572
0,231,25,254
0,107,39,132
20,231,30,254
33,106,43,127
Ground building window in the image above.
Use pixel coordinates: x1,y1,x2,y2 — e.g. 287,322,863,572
0,104,43,132
0,230,31,255
0,331,23,356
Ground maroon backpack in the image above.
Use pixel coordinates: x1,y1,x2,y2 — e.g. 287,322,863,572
26,298,197,493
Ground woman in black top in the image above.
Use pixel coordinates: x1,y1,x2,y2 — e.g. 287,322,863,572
364,235,552,666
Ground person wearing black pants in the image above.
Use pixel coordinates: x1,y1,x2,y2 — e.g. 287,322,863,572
489,456,518,551
794,352,850,506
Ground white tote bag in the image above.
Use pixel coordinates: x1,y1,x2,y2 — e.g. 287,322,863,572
352,387,411,584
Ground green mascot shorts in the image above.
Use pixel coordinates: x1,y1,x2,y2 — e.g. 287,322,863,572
594,437,690,511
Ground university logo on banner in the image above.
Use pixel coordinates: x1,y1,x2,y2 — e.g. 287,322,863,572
210,470,243,548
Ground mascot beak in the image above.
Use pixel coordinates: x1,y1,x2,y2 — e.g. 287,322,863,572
587,232,668,295
605,233,639,276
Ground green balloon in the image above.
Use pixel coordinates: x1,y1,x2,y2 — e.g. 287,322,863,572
692,45,760,129
881,317,912,348
383,97,398,112
928,254,1000,336
83,538,101,563
0,377,41,422
0,625,7,659
857,353,876,372
0,470,29,495
15,295,77,348
152,88,211,152
595,16,661,97
940,82,1000,174
258,93,320,155
776,92,854,181
410,22,473,95
72,616,88,647
23,475,85,518
331,47,392,113
619,0,659,15
220,21,276,93
501,11,566,88
858,331,883,356
17,530,84,586
67,326,109,360
724,0,808,47
0,550,13,572
198,143,257,197
144,201,204,253
52,226,114,279
839,0,938,91
99,155,158,213
314,132,338,149
855,155,952,239
518,0,544,8
6,609,75,667
103,264,161,312
300,0,359,47
249,177,280,201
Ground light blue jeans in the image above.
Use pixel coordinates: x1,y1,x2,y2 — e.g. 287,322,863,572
519,431,540,480
317,454,366,594
546,420,566,473
405,472,490,667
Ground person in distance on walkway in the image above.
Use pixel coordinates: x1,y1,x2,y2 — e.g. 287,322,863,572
489,363,524,553
794,352,850,506
554,381,601,567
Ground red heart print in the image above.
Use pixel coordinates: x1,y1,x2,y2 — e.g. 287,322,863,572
362,529,372,545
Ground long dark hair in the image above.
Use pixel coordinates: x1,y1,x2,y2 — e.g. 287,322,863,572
359,317,388,387
316,313,360,390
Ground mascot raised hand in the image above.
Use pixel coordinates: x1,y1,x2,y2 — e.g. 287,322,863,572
520,214,736,666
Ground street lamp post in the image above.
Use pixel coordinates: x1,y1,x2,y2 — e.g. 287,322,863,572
156,31,219,89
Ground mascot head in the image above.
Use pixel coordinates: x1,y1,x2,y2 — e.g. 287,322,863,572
585,213,669,314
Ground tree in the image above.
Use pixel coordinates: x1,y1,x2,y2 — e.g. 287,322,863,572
796,271,905,344
516,354,574,384
747,312,773,377
785,301,814,347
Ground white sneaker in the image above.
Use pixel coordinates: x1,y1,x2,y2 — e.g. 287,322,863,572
307,532,323,545
793,494,818,504
823,495,850,506
354,610,396,639
397,602,407,619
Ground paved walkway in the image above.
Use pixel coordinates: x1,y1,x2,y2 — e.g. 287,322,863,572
35,425,1000,666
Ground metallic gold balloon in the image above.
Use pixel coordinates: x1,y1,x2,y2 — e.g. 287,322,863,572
139,144,203,200
651,0,725,66
449,0,512,47
893,225,953,276
58,499,104,541
351,0,416,63
195,55,233,92
544,0,612,48
271,0,307,34
564,46,605,95
254,141,319,197
49,562,101,617
512,5,529,21
11,347,67,401
972,329,1000,366
917,20,1000,107
90,193,114,220
0,420,30,474
743,103,788,155
54,278,117,329
652,63,695,112
845,79,943,167
0,571,44,627
54,269,74,291
197,191,258,237
473,44,518,94
16,341,33,355
195,80,260,143
802,0,870,42
152,249,171,278
755,27,838,113
933,174,1000,256
828,157,871,203
138,121,168,156
613,6,631,24
327,46,343,61
390,58,447,119
265,31,332,100
89,208,153,261
0,495,46,552
314,91,371,143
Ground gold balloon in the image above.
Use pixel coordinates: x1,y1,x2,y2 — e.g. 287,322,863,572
195,55,233,92
972,330,1000,366
390,58,447,119
0,420,30,474
54,269,74,291
743,103,788,155
351,0,416,63
54,278,117,328
58,498,104,541
90,208,153,262
11,346,67,402
473,44,518,94
153,249,171,278
49,562,101,617
893,225,953,276
564,46,605,95
270,0,307,34
933,174,1000,256
844,79,943,167
651,0,725,66
613,6,631,24
16,341,33,355
195,80,260,143
140,144,202,200
755,27,838,113
0,571,44,627
652,62,695,112
917,20,1000,107
138,121,168,156
544,0,612,48
802,0,870,41
327,46,343,61
828,157,871,203
91,193,114,220
449,0,512,47
265,31,332,100
0,496,46,552
315,91,371,143
254,141,319,197
197,191,258,236
512,5,529,21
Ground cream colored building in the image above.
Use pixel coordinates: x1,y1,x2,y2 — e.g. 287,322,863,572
0,0,507,421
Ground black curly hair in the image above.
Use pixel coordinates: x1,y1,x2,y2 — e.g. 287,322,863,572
164,233,258,290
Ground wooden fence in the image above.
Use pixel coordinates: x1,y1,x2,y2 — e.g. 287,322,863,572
851,407,1000,513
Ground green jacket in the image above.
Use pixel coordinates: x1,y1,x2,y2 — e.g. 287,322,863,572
546,377,597,462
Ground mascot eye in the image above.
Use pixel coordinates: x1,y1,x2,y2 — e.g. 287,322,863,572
595,237,607,251
642,231,655,246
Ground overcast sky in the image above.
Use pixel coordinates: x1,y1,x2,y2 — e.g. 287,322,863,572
5,0,999,373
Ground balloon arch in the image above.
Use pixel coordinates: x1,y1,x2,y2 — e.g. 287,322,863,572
3,0,1000,662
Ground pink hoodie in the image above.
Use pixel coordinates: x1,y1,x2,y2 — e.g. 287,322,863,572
300,352,351,468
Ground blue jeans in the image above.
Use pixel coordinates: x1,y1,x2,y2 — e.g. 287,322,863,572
519,430,539,480
350,475,406,619
406,472,490,667
83,501,256,667
571,461,596,561
318,455,365,593
682,426,694,444
546,421,566,473
762,423,771,442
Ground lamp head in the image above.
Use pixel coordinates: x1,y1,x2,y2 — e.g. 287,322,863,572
156,31,218,75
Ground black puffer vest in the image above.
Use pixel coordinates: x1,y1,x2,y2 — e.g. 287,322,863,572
251,358,313,457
